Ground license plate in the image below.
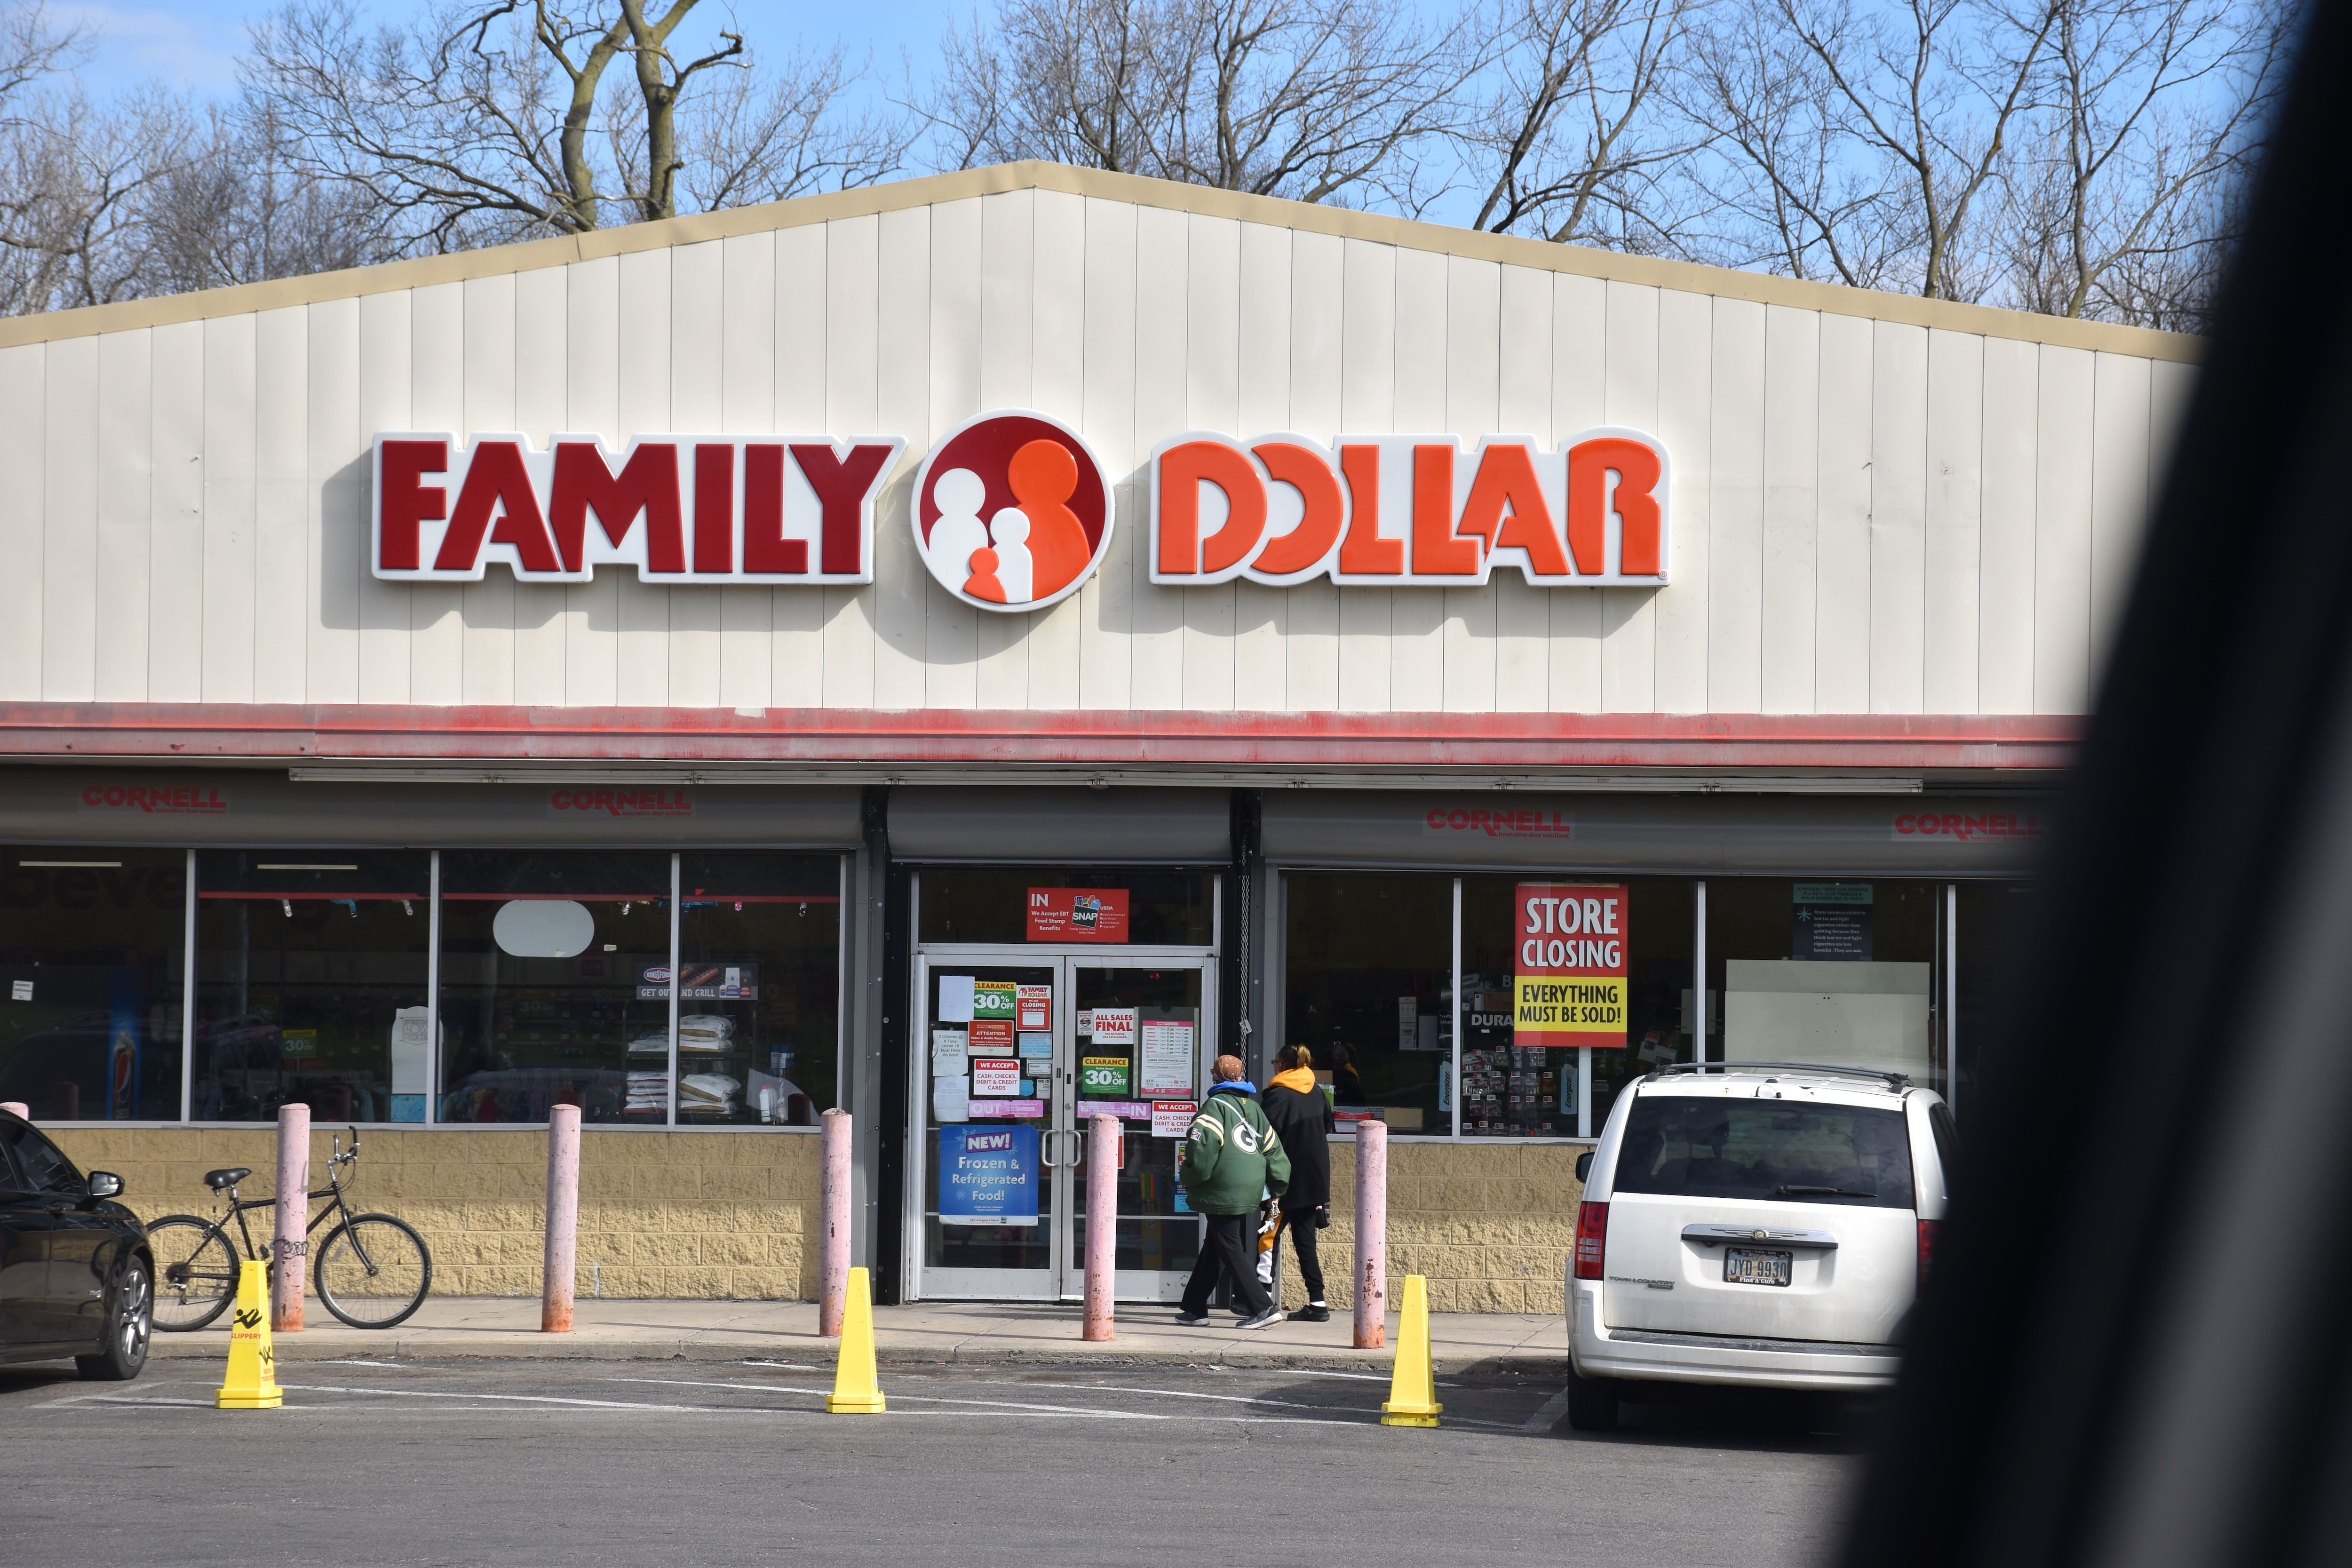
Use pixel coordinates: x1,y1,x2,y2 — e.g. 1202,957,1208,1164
1724,1248,1792,1287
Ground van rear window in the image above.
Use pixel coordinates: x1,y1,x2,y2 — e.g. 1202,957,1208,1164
1613,1096,1915,1209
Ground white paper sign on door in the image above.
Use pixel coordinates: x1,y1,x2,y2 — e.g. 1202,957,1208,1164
1139,1019,1194,1096
1152,1099,1197,1139
938,975,976,1023
1090,1007,1136,1047
931,1029,968,1076
971,1059,1023,1097
933,1076,970,1122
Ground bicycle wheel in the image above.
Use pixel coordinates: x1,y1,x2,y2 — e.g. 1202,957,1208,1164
146,1215,238,1332
313,1213,432,1329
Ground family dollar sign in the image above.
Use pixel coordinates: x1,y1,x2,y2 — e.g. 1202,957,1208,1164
1514,884,1630,1050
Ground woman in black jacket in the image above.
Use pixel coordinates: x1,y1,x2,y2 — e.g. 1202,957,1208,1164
1260,1043,1336,1322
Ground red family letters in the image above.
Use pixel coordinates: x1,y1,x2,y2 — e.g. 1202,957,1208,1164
1148,429,1670,587
373,433,905,583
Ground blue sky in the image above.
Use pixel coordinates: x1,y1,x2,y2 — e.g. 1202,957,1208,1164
66,0,956,99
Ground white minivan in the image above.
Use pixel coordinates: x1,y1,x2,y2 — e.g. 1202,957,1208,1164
1564,1062,1954,1430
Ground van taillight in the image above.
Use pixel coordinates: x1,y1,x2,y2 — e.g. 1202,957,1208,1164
1574,1202,1609,1281
1917,1218,1939,1289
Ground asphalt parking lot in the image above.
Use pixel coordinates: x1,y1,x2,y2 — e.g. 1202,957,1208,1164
1,1357,1865,1567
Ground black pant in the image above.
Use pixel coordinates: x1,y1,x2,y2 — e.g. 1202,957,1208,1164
1181,1211,1271,1317
1278,1207,1326,1302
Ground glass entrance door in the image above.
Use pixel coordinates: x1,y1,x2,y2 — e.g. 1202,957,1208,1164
910,953,1213,1302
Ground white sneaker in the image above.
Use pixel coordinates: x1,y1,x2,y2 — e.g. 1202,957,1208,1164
1238,1306,1286,1330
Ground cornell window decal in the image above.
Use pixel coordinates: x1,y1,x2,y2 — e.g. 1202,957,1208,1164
372,432,905,584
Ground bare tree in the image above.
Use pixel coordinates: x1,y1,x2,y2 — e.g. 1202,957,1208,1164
1679,0,2062,298
246,0,908,251
1994,0,2289,327
927,0,1473,204
1459,0,1698,245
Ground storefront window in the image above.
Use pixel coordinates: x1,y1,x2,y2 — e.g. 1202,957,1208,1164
675,854,841,1125
192,852,432,1123
918,869,1216,947
0,847,185,1120
437,852,674,1124
1282,874,1448,1134
1460,877,1693,1137
1705,879,1946,1096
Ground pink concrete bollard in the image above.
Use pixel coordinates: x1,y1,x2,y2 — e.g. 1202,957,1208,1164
273,1103,310,1333
0,1102,26,1120
1084,1114,1118,1342
819,1108,852,1337
1353,1117,1388,1350
542,1104,582,1333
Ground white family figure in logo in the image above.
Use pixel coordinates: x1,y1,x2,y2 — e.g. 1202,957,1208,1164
928,466,1035,605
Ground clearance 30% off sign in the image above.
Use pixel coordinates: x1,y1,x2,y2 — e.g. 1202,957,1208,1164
1514,884,1629,1049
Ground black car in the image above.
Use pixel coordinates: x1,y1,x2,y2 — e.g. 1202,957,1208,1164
0,1109,151,1380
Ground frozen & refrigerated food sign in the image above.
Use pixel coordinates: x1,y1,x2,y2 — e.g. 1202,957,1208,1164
373,408,1671,601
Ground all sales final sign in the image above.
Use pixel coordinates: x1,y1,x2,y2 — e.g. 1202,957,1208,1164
372,408,1669,599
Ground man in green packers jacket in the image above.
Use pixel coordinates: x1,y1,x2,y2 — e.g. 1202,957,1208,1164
1176,1054,1292,1330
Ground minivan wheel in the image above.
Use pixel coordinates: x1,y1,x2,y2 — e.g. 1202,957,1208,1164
1565,1368,1621,1432
75,1258,151,1382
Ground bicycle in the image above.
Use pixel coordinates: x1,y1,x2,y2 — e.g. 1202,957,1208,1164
148,1126,434,1332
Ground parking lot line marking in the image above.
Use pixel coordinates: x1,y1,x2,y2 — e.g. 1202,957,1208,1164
1285,1369,1391,1381
1522,1388,1572,1431
277,1384,723,1412
604,1376,1376,1427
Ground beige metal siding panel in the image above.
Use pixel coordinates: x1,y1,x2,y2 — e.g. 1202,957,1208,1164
405,284,463,705
1442,255,1502,714
562,257,620,707
1549,272,1605,714
1708,296,1768,716
1868,321,1928,714
2089,351,2153,684
2033,345,2095,713
1335,237,1394,714
1077,196,1137,711
41,334,97,701
1284,229,1344,713
1025,191,1089,710
922,199,981,711
1234,221,1293,714
1652,289,1712,715
460,275,517,708
252,307,310,705
306,298,361,703
511,265,569,705
201,313,259,704
870,204,932,713
1389,245,1446,714
667,241,725,712
1129,203,1188,712
1978,335,2038,712
1814,311,1872,713
95,328,154,701
1760,305,1820,714
1495,263,1553,713
614,248,673,708
975,192,1037,712
0,344,39,701
1182,214,1241,714
772,223,830,710
1923,328,1984,715
821,214,881,710
1601,279,1659,713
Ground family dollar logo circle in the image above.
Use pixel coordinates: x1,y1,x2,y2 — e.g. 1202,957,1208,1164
913,409,1115,613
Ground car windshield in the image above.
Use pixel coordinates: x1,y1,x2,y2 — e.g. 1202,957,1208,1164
1613,1095,1915,1209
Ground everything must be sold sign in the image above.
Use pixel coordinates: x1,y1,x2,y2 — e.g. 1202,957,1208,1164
1514,883,1630,1050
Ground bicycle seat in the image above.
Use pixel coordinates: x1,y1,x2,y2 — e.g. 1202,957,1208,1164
204,1167,251,1190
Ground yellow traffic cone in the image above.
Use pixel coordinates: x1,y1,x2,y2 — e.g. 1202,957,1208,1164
215,1258,283,1410
1380,1274,1442,1428
825,1266,886,1414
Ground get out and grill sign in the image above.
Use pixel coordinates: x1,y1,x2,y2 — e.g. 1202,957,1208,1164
1514,884,1629,1049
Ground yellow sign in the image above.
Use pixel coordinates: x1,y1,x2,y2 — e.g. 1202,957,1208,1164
1515,976,1628,1036
215,1258,283,1410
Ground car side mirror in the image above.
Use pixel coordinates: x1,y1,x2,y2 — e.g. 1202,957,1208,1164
85,1171,123,1200
1575,1152,1594,1183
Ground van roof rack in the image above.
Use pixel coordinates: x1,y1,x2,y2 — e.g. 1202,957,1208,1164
1651,1061,1913,1092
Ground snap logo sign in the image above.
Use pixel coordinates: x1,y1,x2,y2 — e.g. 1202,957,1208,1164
1149,430,1669,586
372,432,904,583
912,410,1115,612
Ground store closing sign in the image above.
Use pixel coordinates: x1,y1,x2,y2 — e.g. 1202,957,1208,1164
1514,884,1630,1049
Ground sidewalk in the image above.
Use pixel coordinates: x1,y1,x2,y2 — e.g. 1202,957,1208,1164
147,1297,1567,1374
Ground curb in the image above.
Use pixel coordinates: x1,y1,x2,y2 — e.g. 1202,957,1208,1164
146,1335,1564,1376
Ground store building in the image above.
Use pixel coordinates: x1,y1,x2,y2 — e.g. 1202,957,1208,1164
0,163,2186,1310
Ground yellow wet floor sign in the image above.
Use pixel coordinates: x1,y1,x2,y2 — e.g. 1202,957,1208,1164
826,1266,886,1414
215,1258,283,1410
1381,1274,1442,1428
